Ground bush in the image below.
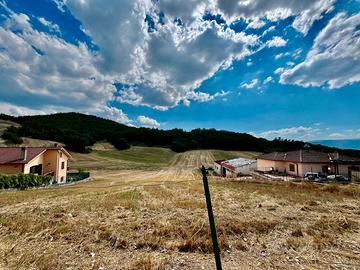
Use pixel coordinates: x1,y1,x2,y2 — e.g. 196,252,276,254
170,139,189,152
0,173,51,190
1,126,23,144
111,137,130,150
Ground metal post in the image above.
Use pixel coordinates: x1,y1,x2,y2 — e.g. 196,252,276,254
201,165,222,270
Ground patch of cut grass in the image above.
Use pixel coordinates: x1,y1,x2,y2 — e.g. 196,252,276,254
93,146,175,165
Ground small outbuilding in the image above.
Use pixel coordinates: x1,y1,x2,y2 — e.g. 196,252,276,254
214,158,256,177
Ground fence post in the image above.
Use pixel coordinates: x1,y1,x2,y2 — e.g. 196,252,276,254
201,165,223,270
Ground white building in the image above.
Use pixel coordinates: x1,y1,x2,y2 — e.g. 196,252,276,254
214,158,256,177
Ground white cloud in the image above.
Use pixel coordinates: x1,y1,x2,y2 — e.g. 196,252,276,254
184,90,230,104
97,107,131,125
0,6,117,119
328,133,346,138
137,115,160,128
0,102,49,116
213,0,335,34
280,12,360,89
266,36,287,47
240,79,259,89
63,0,258,109
38,17,60,33
247,17,266,29
262,26,276,36
254,126,320,140
274,67,285,75
286,61,295,66
0,0,342,119
263,76,273,84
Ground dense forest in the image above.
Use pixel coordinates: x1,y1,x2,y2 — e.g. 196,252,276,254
1,112,360,157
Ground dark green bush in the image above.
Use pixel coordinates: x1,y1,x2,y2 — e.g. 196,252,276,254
1,126,23,144
110,137,130,150
0,173,51,190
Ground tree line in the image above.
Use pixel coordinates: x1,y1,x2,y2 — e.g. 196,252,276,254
1,112,359,158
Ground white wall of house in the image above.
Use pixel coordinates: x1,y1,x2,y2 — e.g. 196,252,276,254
213,162,222,175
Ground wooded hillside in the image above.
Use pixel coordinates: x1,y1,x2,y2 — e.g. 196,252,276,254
1,113,359,157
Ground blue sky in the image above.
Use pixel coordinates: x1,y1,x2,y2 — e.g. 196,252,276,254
0,0,359,141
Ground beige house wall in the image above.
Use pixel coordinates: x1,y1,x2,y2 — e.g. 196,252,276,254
0,149,70,184
57,151,68,183
257,159,276,171
23,153,45,174
43,150,58,178
0,164,24,174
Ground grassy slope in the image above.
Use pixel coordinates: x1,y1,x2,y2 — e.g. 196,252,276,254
211,149,260,160
93,146,176,165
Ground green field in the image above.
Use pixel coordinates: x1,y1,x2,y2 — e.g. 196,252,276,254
93,146,176,165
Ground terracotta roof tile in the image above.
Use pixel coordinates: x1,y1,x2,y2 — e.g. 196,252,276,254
0,147,63,164
257,150,360,163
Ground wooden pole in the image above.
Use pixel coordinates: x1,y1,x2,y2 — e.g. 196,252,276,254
201,165,222,270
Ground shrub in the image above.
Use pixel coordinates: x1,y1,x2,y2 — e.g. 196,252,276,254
170,140,188,152
111,137,130,150
1,126,23,144
0,173,51,190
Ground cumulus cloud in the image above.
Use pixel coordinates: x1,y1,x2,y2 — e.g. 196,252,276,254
62,0,258,109
0,0,342,121
0,6,116,117
137,115,160,128
240,79,259,89
280,12,360,89
97,107,131,125
212,0,335,34
266,36,287,48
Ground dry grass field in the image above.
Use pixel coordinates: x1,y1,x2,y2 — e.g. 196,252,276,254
1,148,360,270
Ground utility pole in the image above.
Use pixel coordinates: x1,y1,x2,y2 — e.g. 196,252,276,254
201,165,222,270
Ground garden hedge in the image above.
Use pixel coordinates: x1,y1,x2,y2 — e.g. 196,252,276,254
0,173,51,190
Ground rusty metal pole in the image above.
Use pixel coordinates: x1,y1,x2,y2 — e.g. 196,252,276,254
201,165,222,270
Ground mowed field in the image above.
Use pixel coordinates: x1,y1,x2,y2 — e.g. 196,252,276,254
0,147,360,270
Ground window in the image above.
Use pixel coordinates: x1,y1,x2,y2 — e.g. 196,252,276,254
60,152,63,158
60,176,64,182
322,165,329,173
289,164,295,172
61,161,65,170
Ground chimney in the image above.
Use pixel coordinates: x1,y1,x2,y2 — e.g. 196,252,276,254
20,147,27,161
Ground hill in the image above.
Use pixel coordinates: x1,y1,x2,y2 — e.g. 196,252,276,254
1,112,360,157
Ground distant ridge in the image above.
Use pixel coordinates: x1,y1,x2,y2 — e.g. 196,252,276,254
312,139,360,150
1,112,360,157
